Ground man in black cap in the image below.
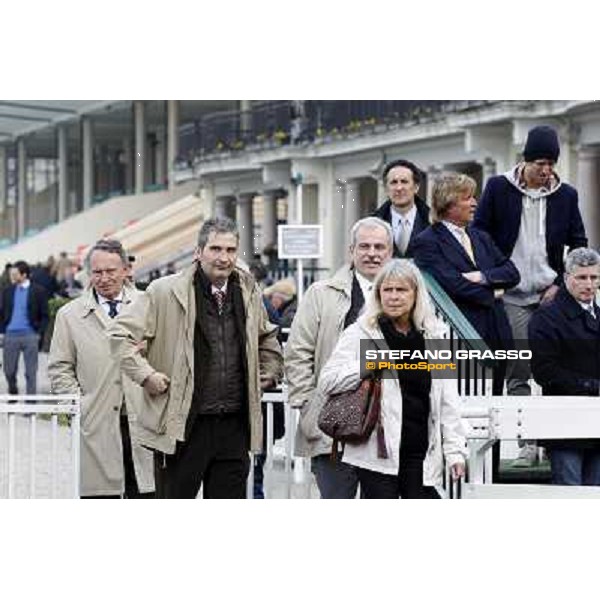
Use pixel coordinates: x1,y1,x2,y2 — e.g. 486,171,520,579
473,125,588,467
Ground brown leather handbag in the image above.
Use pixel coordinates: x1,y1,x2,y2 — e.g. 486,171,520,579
318,372,388,459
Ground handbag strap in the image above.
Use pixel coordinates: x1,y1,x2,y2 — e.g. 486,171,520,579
371,377,388,459
329,441,345,463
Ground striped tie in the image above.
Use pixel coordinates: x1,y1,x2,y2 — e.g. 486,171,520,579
213,289,225,315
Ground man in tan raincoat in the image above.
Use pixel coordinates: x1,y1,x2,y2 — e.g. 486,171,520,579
108,217,283,499
48,239,154,498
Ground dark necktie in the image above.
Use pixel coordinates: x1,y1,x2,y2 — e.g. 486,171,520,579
213,289,225,315
107,300,119,319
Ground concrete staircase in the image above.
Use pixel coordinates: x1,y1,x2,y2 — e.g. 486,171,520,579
0,180,199,266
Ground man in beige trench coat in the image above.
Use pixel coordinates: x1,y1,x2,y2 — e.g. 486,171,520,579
108,217,283,499
48,239,154,498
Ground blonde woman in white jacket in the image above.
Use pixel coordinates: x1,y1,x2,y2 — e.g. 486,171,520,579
318,259,467,499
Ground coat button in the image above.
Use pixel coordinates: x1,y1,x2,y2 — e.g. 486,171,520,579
113,406,119,412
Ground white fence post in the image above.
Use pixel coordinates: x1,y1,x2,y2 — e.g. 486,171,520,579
0,395,80,499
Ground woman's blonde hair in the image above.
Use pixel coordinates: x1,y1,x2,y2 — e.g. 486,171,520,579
431,172,476,223
364,259,438,335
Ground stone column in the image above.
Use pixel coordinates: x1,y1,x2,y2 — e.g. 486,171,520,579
57,125,68,222
0,146,7,215
236,192,255,261
167,100,179,190
215,195,234,219
240,100,252,140
285,183,298,224
577,146,600,249
343,178,362,253
201,178,216,217
155,126,166,186
134,100,146,195
17,138,26,239
122,136,133,194
482,157,497,188
426,165,442,206
82,116,94,209
325,177,346,272
145,132,155,187
261,189,279,252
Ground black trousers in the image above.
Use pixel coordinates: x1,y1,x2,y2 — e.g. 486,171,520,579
120,415,154,499
82,416,154,499
154,413,250,499
356,454,440,499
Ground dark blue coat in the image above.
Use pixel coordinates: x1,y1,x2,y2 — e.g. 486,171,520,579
473,175,587,284
529,286,600,448
372,196,430,258
413,222,520,346
529,286,600,396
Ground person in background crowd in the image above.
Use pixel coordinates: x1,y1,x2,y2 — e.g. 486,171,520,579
0,263,13,305
252,277,295,498
55,251,73,284
0,261,49,396
48,239,155,498
285,216,393,499
31,257,59,299
529,248,600,485
263,278,297,333
473,125,588,467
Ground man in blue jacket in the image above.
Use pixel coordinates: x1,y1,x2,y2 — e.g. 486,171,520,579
413,171,520,395
473,125,588,466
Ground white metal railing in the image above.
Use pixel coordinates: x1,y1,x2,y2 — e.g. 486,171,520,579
456,395,600,498
0,395,80,499
250,385,300,499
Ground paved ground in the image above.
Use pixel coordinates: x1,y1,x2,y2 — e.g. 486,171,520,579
1,351,524,499
0,352,79,498
0,352,318,499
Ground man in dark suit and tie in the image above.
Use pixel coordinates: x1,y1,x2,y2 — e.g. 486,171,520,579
412,171,520,395
373,159,430,258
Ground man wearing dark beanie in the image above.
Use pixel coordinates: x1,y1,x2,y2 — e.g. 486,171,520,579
473,124,588,468
523,125,560,164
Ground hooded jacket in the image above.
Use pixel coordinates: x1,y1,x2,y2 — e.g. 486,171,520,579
473,165,587,305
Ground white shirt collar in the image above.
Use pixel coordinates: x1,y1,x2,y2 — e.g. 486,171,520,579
390,204,417,231
211,280,228,295
442,220,468,245
97,289,124,305
18,279,31,289
96,289,124,316
578,301,595,316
